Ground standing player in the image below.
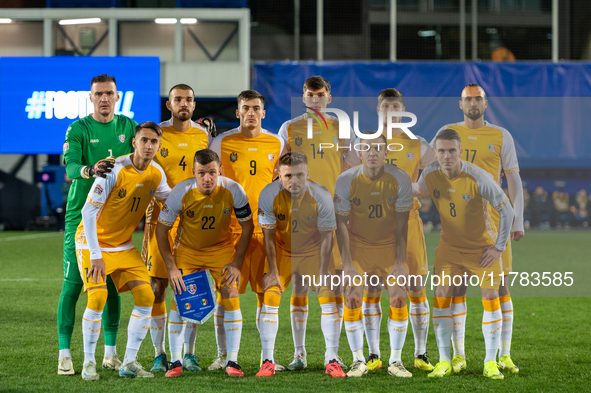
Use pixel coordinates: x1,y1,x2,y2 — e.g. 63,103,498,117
75,122,170,380
432,84,524,373
58,74,137,375
335,135,415,378
141,84,211,373
156,149,254,378
415,129,514,379
256,152,345,378
209,90,285,370
348,88,436,371
278,76,351,370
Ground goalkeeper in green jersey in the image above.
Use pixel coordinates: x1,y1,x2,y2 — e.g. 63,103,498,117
58,74,138,376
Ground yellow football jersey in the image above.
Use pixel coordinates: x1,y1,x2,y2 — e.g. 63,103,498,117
432,121,520,184
158,176,251,253
258,180,336,256
334,163,413,246
416,161,511,252
155,119,211,188
75,154,170,257
278,114,352,196
210,128,285,234
348,133,436,210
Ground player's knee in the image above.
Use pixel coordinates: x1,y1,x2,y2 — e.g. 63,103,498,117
389,296,407,308
263,290,282,307
131,283,155,308
150,277,168,302
87,288,108,312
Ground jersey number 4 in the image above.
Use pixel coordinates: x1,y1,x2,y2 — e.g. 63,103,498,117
179,155,187,171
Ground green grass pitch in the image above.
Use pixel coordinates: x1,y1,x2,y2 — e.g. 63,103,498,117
1,230,590,392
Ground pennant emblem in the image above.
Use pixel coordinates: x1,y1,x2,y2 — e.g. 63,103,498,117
202,298,208,305
185,303,191,310
188,284,197,295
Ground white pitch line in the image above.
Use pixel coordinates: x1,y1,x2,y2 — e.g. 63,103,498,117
0,233,62,242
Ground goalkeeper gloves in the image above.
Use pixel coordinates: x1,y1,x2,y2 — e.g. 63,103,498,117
82,157,116,179
197,117,217,137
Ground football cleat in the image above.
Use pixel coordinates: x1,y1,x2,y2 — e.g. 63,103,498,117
336,356,348,371
119,361,154,378
366,353,382,370
325,359,347,378
428,360,452,378
483,360,504,380
208,354,227,370
287,353,307,371
81,362,99,381
275,362,286,372
256,359,275,377
225,361,245,377
150,353,168,373
498,355,519,373
58,357,75,376
451,355,466,373
414,353,435,371
183,354,202,371
102,354,122,371
165,360,182,378
388,361,412,378
346,360,368,378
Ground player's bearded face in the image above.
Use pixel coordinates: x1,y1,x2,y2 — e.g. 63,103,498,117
90,81,119,117
460,87,487,121
435,139,462,170
132,129,161,160
360,141,387,170
194,161,219,194
168,89,195,121
303,88,331,111
377,99,404,127
280,163,308,198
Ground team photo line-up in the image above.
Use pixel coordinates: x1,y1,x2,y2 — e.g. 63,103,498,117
57,73,523,381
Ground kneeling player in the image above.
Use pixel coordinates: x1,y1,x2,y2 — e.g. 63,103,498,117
335,135,414,378
414,129,514,379
256,152,345,378
76,122,171,380
156,149,254,378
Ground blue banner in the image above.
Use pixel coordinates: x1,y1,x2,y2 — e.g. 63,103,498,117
0,56,160,154
254,61,591,168
173,270,216,324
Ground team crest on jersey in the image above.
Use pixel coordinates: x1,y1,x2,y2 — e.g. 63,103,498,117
433,189,440,199
388,196,395,204
268,154,275,162
162,204,170,213
188,284,197,295
462,194,471,202
488,144,497,153
118,188,127,198
352,197,361,206
160,148,169,158
257,207,264,217
185,303,191,310
229,152,238,162
223,208,231,215
202,299,208,306
118,134,125,143
186,209,195,218
93,185,103,196
277,213,286,221
149,188,155,197
295,137,303,146
306,215,315,221
407,153,415,161
334,194,342,204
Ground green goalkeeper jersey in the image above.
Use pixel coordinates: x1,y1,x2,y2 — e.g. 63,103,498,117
63,114,138,231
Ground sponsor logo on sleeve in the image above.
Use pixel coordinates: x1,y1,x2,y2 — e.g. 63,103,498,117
257,207,264,217
162,203,170,214
93,185,103,196
333,194,342,204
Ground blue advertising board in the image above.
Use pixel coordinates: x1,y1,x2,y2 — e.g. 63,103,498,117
0,56,160,154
